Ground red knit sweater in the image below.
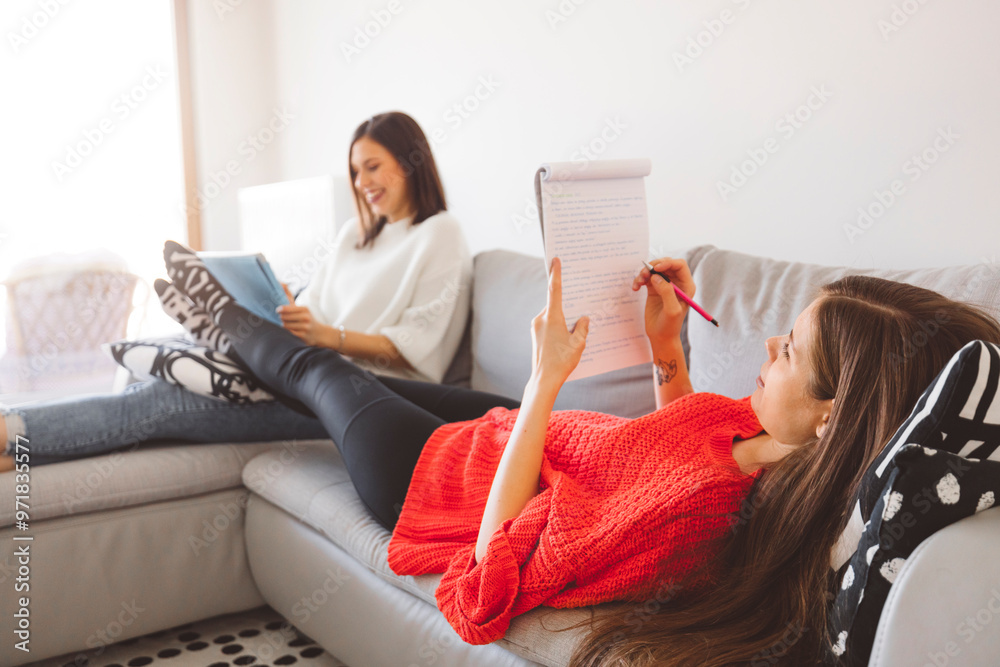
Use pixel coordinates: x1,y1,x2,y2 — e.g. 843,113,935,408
386,392,763,645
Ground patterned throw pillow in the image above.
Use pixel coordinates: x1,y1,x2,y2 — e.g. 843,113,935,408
825,446,1000,664
103,336,274,404
825,340,1000,664
831,340,1000,569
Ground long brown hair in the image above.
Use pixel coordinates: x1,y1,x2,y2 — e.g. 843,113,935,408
348,111,446,248
565,275,1000,666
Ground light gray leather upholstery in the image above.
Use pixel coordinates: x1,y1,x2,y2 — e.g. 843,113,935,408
243,443,595,667
0,441,283,527
0,441,296,666
688,246,1000,400
869,507,1000,667
247,495,556,666
0,487,266,666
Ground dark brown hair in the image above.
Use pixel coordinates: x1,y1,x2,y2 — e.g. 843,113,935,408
349,111,447,248
565,275,1000,666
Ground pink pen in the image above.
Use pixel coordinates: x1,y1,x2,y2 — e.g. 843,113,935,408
642,261,719,327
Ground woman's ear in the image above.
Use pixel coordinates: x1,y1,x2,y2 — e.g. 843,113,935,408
815,398,834,439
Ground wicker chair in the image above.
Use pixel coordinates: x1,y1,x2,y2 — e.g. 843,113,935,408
0,251,142,397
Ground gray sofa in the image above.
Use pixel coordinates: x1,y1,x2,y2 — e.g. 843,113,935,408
3,244,1000,667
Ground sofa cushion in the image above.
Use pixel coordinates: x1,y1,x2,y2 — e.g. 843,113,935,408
441,314,473,387
0,440,291,527
470,247,710,418
866,506,1000,667
244,444,612,665
242,443,436,594
0,486,268,667
687,246,1000,400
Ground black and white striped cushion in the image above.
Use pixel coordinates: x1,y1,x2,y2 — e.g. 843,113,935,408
831,340,1000,570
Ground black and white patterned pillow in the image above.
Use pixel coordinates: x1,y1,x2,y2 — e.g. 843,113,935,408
103,336,274,404
825,445,1000,664
831,340,1000,569
825,340,1000,664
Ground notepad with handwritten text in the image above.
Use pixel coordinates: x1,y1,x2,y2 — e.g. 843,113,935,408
534,158,653,381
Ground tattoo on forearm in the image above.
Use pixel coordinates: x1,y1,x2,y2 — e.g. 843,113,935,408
656,358,678,385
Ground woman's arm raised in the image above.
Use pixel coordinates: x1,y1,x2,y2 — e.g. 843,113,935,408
474,258,588,564
633,257,695,409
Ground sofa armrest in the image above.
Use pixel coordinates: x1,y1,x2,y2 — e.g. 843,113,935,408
869,506,1000,666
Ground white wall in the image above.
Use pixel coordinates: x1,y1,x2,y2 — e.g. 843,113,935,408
190,0,1000,270
186,0,282,250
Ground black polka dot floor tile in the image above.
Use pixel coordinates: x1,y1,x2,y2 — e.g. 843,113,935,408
23,605,349,667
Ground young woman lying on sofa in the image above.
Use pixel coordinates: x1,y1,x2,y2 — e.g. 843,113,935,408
34,239,989,666
0,110,473,467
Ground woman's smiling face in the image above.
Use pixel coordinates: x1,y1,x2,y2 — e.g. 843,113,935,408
350,135,414,223
751,298,834,447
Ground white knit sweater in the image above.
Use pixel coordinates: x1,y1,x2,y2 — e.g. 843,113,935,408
297,211,471,383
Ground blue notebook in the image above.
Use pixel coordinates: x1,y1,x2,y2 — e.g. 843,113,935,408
198,252,289,326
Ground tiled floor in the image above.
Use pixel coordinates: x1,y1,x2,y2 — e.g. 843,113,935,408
24,606,348,667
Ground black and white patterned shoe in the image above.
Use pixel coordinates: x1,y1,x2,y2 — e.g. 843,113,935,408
154,279,233,355
163,240,233,318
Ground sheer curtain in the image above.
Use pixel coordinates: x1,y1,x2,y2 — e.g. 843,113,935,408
1,0,186,388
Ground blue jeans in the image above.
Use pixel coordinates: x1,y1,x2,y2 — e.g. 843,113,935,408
1,380,331,465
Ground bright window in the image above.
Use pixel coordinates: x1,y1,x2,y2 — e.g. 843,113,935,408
1,0,185,380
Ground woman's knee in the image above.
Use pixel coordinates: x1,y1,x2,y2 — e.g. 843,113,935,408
277,345,336,381
124,379,225,412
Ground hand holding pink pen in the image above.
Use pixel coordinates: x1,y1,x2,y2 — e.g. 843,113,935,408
639,260,719,327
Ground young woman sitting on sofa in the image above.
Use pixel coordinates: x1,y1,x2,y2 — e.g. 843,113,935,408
93,241,998,665
0,110,473,468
